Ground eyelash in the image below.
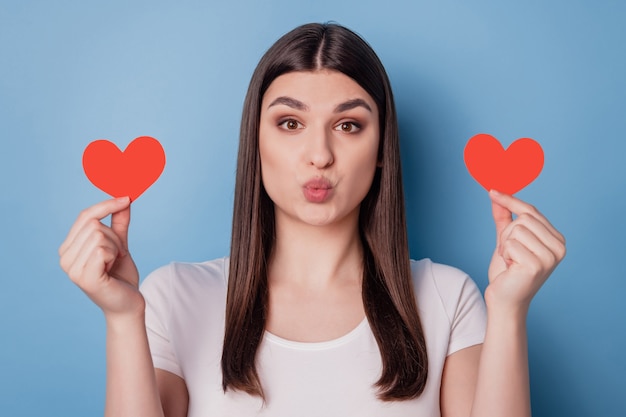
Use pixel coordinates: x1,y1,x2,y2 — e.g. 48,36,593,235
277,119,362,133
335,121,362,133
278,119,303,130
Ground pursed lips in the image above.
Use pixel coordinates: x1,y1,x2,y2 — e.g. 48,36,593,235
302,177,333,203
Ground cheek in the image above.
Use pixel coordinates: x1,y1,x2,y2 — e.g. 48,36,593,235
258,131,288,193
340,143,380,202
354,137,380,177
355,154,379,191
258,125,275,174
360,139,381,188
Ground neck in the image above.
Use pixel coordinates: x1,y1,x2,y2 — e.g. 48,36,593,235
268,211,364,289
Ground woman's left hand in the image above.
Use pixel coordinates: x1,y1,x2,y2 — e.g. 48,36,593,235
485,190,566,315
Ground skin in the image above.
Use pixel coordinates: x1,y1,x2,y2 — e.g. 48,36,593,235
58,198,170,417
58,70,565,417
258,70,378,342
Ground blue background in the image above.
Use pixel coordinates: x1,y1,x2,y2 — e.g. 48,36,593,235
1,1,624,416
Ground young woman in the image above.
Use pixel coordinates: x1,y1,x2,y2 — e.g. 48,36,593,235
59,23,565,417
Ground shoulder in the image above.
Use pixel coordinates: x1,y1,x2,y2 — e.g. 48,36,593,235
140,258,229,380
140,257,229,306
410,258,475,294
410,258,484,325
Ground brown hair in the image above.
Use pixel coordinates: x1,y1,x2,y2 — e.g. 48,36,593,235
222,22,428,401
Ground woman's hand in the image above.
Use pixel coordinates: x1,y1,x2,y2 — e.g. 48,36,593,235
59,197,144,318
485,190,566,315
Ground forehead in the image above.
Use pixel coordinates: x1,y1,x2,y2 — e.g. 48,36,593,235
261,70,377,111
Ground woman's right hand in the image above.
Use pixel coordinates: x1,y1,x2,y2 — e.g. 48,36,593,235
59,197,144,318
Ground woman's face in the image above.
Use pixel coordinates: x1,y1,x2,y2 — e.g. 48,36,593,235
259,70,380,229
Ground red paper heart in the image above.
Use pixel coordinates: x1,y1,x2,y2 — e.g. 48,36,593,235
464,134,543,195
82,136,166,201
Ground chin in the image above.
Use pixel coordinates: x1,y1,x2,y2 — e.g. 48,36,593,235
302,214,335,227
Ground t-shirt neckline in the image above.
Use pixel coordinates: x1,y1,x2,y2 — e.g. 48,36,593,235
263,317,369,351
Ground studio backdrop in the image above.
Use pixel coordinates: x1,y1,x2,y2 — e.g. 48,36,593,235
1,1,624,416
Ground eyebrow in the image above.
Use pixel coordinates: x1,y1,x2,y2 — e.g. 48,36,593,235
333,98,372,113
268,96,309,111
267,96,372,113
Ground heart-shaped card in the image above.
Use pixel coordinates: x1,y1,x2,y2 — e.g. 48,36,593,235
82,136,166,201
464,133,544,195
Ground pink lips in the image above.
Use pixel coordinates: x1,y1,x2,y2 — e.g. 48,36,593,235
303,178,333,203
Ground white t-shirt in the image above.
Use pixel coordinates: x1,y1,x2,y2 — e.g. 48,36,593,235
141,257,486,417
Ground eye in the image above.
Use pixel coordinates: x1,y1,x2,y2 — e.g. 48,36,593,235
278,119,303,130
334,122,361,133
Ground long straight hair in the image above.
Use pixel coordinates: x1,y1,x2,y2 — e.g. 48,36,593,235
222,23,428,401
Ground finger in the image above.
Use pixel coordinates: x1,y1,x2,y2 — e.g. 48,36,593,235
61,220,125,275
499,215,566,263
60,219,126,274
491,200,512,246
489,190,565,245
59,197,131,256
499,223,560,269
500,238,543,275
111,205,131,252
67,230,120,287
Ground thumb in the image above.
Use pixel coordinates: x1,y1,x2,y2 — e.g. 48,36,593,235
111,200,131,252
490,193,512,246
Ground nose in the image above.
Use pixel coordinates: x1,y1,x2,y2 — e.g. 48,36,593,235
306,127,334,168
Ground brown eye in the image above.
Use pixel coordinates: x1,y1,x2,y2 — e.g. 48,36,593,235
279,119,302,130
335,122,361,133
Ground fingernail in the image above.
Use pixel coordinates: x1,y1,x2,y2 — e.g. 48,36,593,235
116,196,130,203
489,189,501,196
